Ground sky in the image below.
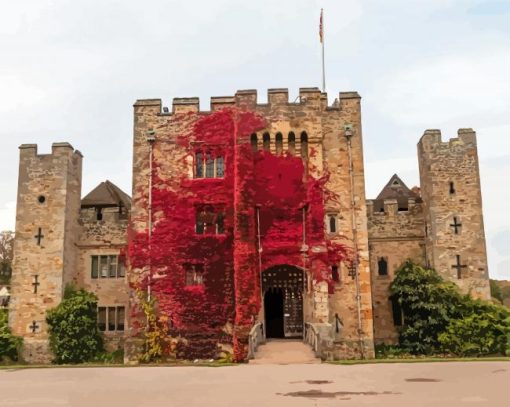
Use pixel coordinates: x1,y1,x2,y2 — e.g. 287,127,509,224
0,0,509,279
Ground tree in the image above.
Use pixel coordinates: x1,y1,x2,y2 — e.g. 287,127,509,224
390,261,510,356
490,279,503,302
390,261,462,354
0,231,14,282
46,286,104,364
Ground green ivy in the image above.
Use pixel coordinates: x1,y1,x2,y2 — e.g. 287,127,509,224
0,310,22,362
46,287,104,364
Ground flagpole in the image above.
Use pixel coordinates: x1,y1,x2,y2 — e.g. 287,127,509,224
320,8,326,92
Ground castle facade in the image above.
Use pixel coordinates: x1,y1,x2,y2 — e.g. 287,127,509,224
8,88,490,363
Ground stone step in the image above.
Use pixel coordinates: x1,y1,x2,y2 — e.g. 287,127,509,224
249,339,321,365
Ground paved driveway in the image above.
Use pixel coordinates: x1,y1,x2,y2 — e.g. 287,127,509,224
1,361,508,406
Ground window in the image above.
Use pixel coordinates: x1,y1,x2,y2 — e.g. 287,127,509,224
196,206,225,235
108,307,116,331
185,264,204,286
216,157,224,177
300,131,308,158
91,255,124,279
97,306,125,332
250,133,258,152
275,132,283,155
98,307,106,331
288,132,295,155
391,299,403,326
91,256,99,279
263,132,270,151
96,207,103,221
331,265,340,283
378,257,388,276
196,152,204,178
216,213,225,234
194,152,224,178
328,215,337,233
449,181,456,195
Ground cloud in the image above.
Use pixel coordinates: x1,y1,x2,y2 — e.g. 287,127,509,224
0,201,15,232
369,50,510,128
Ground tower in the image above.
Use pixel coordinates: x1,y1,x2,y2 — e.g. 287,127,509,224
9,143,82,362
418,129,490,299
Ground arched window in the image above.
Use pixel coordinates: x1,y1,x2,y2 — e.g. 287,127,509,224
378,257,388,276
449,181,456,194
300,131,308,158
195,152,204,178
275,133,283,155
250,133,258,152
263,132,270,152
288,132,295,155
328,215,337,233
205,152,214,178
331,265,340,282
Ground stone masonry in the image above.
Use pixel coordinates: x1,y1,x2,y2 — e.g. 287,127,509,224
8,88,491,363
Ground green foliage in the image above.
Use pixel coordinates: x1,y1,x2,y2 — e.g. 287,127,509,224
94,348,124,364
490,279,503,302
0,310,22,362
390,260,510,356
1,311,22,361
390,261,463,354
374,344,411,359
46,287,104,364
137,291,171,363
438,298,510,356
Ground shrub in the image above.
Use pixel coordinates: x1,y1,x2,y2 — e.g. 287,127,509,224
46,287,104,364
438,298,510,356
390,261,463,354
0,310,22,362
390,260,510,356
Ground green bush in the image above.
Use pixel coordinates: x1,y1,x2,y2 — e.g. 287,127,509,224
94,348,124,364
0,310,22,362
46,287,104,364
390,260,510,356
438,298,510,356
374,344,410,359
390,261,463,354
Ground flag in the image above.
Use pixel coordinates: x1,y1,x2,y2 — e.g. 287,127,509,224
319,9,324,43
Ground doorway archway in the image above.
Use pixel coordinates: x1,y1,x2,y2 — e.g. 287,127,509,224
262,265,304,338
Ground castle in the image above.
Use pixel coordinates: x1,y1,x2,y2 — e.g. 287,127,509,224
8,88,490,363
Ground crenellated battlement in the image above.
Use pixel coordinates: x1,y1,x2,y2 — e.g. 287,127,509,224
367,197,425,241
367,197,423,218
418,128,477,153
19,142,83,159
134,87,362,115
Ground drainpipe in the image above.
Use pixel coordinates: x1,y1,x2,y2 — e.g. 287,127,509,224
146,130,156,302
256,205,263,301
345,126,365,359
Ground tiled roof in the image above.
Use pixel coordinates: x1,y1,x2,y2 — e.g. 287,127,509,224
81,180,131,209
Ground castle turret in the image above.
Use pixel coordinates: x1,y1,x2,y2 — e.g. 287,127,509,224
9,143,82,362
418,129,490,299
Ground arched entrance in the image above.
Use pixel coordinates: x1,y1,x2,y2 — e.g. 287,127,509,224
262,265,304,338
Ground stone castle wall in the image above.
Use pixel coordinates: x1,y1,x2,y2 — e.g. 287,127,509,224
8,91,492,363
128,88,375,360
9,143,82,363
76,206,129,352
418,129,490,299
367,198,425,344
